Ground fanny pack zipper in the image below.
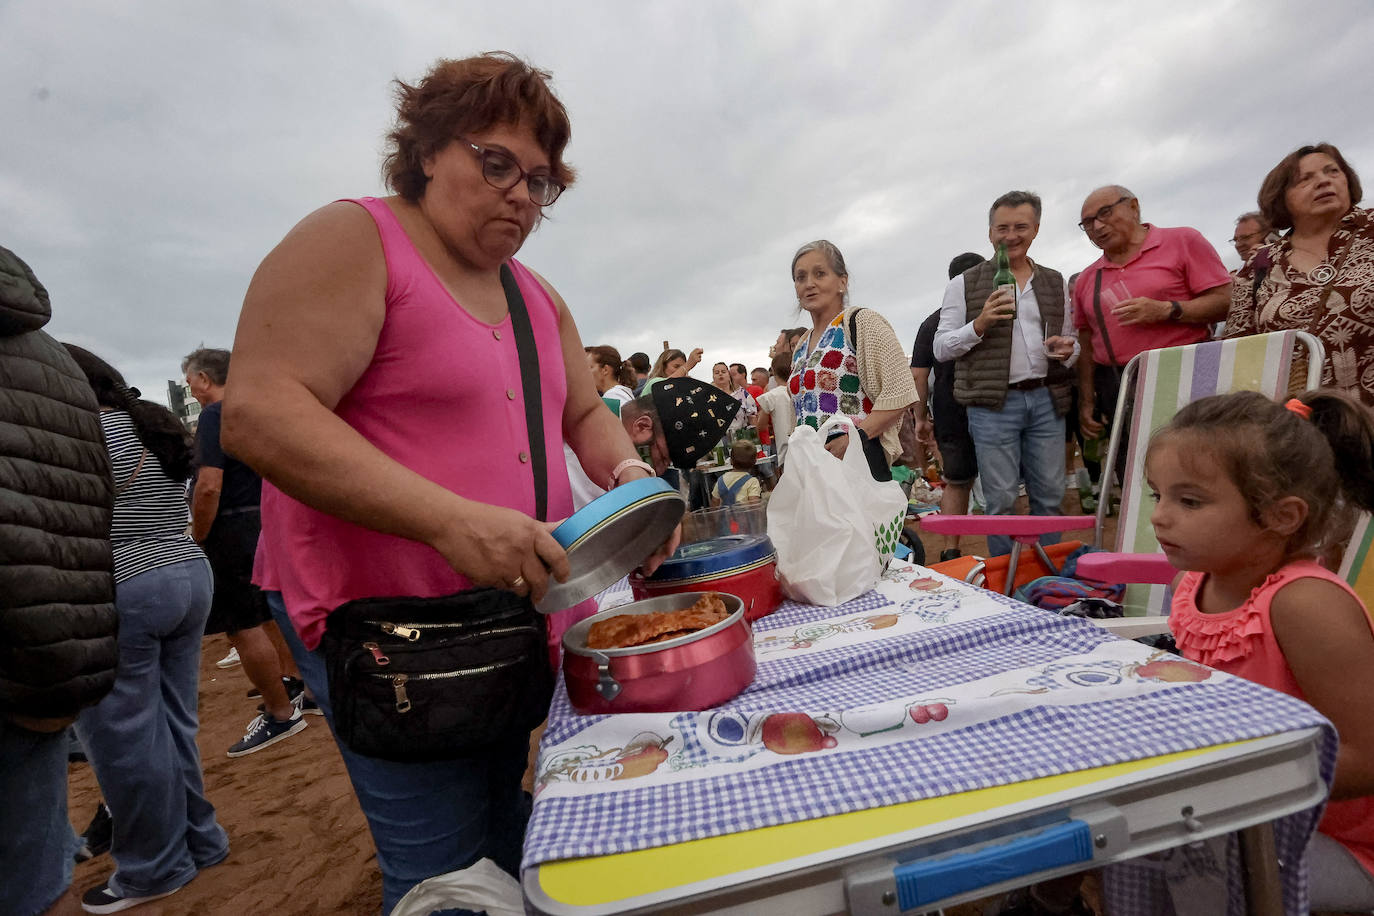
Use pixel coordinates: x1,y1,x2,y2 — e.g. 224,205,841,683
370,657,522,713
364,620,536,642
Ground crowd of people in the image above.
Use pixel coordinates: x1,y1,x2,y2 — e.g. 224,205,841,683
2,49,1372,916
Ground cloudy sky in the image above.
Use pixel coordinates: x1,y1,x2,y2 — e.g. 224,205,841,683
4,0,1372,404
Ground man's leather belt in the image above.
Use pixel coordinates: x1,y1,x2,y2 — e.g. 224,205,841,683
1007,377,1047,391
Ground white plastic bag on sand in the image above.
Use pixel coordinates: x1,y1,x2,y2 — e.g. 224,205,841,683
767,415,908,606
389,857,523,916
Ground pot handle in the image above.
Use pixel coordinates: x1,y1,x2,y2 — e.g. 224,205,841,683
592,651,622,701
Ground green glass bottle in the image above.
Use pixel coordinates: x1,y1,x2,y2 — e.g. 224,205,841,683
993,242,1016,319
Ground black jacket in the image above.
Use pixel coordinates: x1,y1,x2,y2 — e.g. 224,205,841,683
0,245,118,719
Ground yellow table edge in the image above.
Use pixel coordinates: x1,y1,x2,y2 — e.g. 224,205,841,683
536,742,1231,905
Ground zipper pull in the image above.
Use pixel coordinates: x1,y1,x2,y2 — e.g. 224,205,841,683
363,642,390,666
380,622,420,642
393,674,411,713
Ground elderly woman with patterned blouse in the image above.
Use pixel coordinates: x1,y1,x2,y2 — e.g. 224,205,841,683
1225,142,1374,406
787,240,919,480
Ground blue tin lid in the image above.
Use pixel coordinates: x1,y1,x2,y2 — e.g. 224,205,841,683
536,476,686,613
646,534,775,582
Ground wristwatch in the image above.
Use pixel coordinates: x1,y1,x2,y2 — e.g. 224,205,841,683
608,458,655,489
1168,300,1183,321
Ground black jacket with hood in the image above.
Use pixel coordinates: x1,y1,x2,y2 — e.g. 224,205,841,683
0,244,118,720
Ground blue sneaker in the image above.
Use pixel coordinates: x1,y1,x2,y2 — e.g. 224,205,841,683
227,707,307,758
292,690,323,716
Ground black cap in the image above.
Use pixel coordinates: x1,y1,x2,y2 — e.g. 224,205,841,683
649,378,741,470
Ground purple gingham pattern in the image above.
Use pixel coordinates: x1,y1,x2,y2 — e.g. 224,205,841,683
530,569,1335,915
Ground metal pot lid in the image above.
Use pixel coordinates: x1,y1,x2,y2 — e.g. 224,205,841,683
535,476,686,613
645,533,775,581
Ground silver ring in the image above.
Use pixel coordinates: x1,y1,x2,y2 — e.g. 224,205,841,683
511,575,526,590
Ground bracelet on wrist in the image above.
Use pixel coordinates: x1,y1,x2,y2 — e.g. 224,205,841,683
608,458,655,489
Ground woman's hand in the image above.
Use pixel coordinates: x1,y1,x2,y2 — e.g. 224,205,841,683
640,524,682,577
825,432,850,459
686,348,704,370
430,502,570,603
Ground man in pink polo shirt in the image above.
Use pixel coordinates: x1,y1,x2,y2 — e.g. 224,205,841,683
1072,185,1232,448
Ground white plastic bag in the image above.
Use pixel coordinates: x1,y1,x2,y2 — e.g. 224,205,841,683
767,415,909,606
389,857,523,916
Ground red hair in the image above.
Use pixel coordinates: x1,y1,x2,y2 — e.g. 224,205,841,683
383,52,576,203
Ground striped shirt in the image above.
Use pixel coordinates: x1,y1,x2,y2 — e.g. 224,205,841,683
101,411,205,582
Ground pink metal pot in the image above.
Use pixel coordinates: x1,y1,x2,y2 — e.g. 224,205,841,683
561,592,755,715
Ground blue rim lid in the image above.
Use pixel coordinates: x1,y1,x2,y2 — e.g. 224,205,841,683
535,476,686,613
646,533,775,581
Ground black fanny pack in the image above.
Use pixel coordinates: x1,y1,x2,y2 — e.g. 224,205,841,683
320,262,557,762
322,588,553,762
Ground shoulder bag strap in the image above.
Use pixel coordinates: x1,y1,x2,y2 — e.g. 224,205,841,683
1090,269,1121,369
500,263,548,523
846,307,866,354
115,448,149,496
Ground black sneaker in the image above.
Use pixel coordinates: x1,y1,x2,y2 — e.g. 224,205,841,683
938,548,963,562
81,881,182,913
73,802,112,863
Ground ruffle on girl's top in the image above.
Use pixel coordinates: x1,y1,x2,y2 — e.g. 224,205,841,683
1171,570,1287,666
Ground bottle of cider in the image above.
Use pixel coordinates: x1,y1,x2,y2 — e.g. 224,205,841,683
993,242,1016,319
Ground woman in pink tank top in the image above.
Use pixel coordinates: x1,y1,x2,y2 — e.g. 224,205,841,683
1137,389,1374,913
220,54,668,914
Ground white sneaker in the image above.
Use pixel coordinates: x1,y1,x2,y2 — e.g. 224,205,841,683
216,647,241,669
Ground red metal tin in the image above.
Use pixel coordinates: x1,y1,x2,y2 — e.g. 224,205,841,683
628,535,782,622
561,593,755,715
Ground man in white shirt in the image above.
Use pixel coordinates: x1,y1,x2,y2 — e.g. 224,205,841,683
933,191,1078,556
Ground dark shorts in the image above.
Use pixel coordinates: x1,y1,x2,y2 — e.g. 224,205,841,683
933,405,977,485
201,509,272,636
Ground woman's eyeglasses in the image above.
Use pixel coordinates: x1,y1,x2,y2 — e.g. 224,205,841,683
460,139,565,207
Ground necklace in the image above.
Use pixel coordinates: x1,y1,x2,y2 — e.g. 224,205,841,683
1289,239,1335,284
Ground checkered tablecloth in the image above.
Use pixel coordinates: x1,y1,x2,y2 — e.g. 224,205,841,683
529,562,1335,915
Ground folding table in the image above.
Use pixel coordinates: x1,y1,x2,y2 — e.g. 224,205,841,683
523,564,1332,916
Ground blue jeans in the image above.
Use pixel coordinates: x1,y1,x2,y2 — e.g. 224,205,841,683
266,592,531,916
75,558,228,898
0,721,78,916
966,387,1067,557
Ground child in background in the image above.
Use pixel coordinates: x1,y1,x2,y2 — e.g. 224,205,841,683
755,352,796,466
713,441,763,507
1145,389,1374,912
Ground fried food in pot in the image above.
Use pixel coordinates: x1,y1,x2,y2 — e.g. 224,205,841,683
587,593,730,650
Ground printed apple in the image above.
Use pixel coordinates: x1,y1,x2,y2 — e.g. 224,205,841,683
761,713,838,755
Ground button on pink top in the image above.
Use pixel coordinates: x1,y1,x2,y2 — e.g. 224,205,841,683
1072,225,1232,365
255,196,576,651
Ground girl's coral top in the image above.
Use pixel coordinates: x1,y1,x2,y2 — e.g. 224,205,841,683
1170,559,1374,878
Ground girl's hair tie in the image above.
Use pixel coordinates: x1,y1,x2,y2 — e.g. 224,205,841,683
1285,398,1312,420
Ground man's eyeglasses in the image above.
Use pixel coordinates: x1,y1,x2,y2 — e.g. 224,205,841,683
1077,196,1131,232
1230,229,1266,248
460,139,565,207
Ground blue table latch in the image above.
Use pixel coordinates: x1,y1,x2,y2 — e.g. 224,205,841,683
894,820,1092,910
844,811,1122,915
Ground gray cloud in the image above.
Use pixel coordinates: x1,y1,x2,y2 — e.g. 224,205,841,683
3,0,1371,400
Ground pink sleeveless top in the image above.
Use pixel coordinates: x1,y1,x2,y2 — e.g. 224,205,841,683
1169,559,1374,878
256,197,575,650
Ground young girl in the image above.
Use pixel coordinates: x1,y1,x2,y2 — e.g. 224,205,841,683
1145,388,1374,911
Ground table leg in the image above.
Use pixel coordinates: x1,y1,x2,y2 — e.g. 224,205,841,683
1238,822,1283,916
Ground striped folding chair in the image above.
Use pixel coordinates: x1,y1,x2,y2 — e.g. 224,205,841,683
1082,330,1325,635
1338,511,1374,618
925,331,1325,636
